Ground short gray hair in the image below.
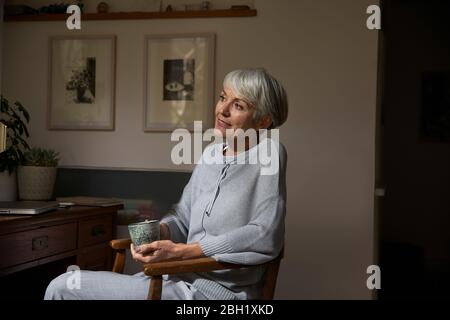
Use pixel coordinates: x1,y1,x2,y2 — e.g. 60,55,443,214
223,68,288,128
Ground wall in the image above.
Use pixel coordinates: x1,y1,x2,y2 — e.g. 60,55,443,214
54,168,191,214
2,0,379,299
0,0,3,92
381,0,450,274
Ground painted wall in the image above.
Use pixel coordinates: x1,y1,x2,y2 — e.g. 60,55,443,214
2,0,379,299
382,0,450,273
0,0,3,92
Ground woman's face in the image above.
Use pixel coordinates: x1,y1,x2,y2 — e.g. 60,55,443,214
214,87,263,137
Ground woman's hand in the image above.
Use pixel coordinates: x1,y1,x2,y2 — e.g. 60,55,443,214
130,240,204,264
160,223,170,240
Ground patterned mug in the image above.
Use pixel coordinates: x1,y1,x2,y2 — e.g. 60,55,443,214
128,220,160,246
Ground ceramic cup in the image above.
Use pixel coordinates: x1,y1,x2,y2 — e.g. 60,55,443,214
128,220,160,246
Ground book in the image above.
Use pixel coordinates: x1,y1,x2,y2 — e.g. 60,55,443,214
56,196,123,207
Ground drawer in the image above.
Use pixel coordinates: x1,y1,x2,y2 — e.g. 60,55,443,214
78,216,113,247
0,223,77,269
77,243,112,271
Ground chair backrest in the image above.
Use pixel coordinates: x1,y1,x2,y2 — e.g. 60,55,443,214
260,248,284,300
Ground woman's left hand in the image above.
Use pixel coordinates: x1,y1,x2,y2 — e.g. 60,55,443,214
130,240,204,264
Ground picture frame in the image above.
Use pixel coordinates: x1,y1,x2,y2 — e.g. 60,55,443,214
144,33,215,132
48,35,116,130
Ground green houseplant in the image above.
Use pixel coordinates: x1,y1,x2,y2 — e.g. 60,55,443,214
22,148,60,167
17,147,60,200
0,95,30,201
0,95,30,173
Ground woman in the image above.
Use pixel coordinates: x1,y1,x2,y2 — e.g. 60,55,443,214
45,68,288,300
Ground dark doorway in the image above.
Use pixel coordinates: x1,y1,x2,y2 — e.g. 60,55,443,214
378,0,450,299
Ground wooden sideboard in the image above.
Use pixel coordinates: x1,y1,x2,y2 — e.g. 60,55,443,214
0,205,121,298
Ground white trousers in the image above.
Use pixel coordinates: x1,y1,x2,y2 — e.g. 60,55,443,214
44,271,207,300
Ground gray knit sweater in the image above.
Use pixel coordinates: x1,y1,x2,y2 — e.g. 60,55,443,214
160,138,287,300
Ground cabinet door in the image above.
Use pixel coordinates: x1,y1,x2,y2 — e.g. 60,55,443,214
0,223,77,270
78,216,113,248
77,243,112,271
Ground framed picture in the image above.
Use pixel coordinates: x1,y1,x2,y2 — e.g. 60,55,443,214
48,35,116,130
144,33,215,132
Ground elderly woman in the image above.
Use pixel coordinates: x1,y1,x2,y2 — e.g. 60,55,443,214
45,68,288,300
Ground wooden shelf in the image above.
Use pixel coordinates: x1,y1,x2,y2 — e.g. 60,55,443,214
4,9,257,22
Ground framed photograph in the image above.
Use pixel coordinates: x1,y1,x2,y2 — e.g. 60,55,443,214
48,35,116,130
144,33,215,132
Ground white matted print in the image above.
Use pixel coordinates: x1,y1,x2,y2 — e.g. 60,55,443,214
48,36,116,130
144,34,215,132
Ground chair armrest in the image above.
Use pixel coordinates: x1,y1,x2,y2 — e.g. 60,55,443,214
110,238,132,250
144,257,246,276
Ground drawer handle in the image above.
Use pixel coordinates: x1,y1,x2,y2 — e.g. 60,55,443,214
91,225,106,237
32,236,49,251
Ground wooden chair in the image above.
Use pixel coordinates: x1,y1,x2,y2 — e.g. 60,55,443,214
110,238,283,300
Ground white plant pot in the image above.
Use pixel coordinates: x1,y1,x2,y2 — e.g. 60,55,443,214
0,170,18,201
17,166,57,201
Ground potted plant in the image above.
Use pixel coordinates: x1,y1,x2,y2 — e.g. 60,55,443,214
17,147,60,200
0,95,30,201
